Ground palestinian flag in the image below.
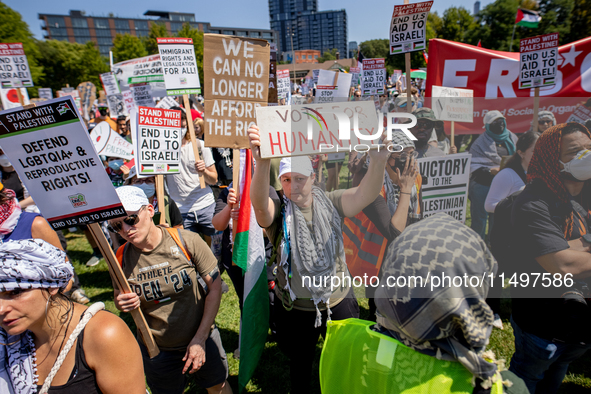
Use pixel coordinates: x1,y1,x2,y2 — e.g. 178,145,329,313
232,149,268,393
515,8,541,28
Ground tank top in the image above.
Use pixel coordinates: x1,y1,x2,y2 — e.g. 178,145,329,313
36,325,102,393
4,212,39,241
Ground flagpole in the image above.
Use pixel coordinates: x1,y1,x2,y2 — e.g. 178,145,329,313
510,23,516,52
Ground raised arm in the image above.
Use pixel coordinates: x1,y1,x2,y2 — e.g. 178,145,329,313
340,144,390,218
249,125,276,228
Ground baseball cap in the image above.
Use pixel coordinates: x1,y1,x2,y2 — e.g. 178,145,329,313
277,156,314,179
482,110,505,128
394,94,415,108
116,186,150,212
412,107,444,127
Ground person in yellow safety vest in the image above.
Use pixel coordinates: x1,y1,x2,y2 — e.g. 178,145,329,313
344,131,423,320
321,213,530,394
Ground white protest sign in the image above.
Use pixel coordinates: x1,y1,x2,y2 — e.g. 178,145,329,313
314,70,352,103
362,59,386,96
349,67,360,90
157,37,201,96
392,70,402,85
519,33,559,89
567,104,591,125
0,96,125,229
112,54,166,97
417,153,471,223
390,1,433,54
0,43,33,88
131,85,154,107
0,88,29,109
122,90,136,114
38,88,53,100
312,69,320,87
155,96,178,109
100,72,121,96
255,101,380,158
136,107,182,174
107,93,127,117
431,86,474,123
90,121,134,159
277,69,291,99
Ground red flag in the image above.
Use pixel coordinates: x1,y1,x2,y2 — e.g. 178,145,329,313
422,51,428,64
477,40,482,47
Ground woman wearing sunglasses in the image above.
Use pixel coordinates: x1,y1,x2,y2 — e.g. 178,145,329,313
528,110,556,133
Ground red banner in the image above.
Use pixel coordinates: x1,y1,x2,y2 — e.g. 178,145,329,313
425,37,591,134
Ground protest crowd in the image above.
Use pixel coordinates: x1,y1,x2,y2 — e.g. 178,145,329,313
1,1,591,393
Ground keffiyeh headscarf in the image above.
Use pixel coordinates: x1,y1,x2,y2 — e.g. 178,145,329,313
0,239,72,394
0,189,22,240
375,213,499,385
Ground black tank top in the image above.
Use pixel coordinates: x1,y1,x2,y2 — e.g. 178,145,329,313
37,324,102,393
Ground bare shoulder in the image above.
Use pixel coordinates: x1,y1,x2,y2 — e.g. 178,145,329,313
84,309,134,345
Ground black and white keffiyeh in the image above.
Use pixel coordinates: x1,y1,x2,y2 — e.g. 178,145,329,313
281,186,345,327
0,239,71,292
0,331,37,394
384,172,420,221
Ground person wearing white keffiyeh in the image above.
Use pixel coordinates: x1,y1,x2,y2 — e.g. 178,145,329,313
0,239,145,394
248,124,392,394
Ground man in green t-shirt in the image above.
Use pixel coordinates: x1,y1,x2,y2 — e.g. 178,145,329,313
111,186,232,394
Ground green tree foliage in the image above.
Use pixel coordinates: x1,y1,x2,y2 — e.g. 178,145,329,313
36,40,108,92
112,34,147,63
317,48,338,63
145,23,169,54
440,7,479,44
0,1,43,95
175,23,204,87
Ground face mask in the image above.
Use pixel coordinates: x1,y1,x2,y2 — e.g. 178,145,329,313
0,154,11,167
489,119,505,135
560,150,591,181
135,183,155,198
108,159,124,171
181,128,188,139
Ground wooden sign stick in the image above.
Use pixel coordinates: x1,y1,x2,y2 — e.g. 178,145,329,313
182,94,205,189
451,121,455,151
231,150,240,241
404,0,412,113
87,222,160,358
155,175,166,225
532,87,540,133
16,88,24,106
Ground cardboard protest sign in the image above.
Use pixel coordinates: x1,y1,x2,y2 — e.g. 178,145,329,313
349,67,360,90
90,121,134,160
362,59,386,96
0,43,33,88
277,69,291,99
431,86,474,122
107,94,127,117
567,103,591,125
268,44,278,105
203,34,270,149
136,106,182,174
122,90,136,114
390,1,433,54
314,70,352,103
417,153,471,223
519,33,559,89
112,54,166,98
0,88,29,109
38,88,53,100
131,85,154,107
255,101,379,158
77,82,96,121
0,96,126,229
157,38,201,96
100,72,121,96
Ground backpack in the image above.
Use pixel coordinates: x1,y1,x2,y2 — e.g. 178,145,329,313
116,227,209,294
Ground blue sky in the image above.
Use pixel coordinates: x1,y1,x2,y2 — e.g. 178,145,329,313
7,0,493,45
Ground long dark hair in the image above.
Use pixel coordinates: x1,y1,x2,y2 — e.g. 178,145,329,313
505,131,540,182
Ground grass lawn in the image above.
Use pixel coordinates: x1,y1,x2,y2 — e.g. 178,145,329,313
65,155,591,392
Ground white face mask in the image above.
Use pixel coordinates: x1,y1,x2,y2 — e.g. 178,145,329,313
181,128,188,139
135,183,156,198
0,154,11,168
560,149,591,181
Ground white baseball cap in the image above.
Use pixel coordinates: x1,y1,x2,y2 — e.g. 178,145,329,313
116,186,150,212
482,110,505,128
277,156,314,179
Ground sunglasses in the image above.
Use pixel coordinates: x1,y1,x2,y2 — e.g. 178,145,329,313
539,120,553,125
107,206,146,233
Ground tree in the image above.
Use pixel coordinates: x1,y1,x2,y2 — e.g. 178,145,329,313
112,34,147,63
562,0,591,43
0,1,43,95
145,22,169,54
440,7,479,44
175,23,204,87
317,48,338,63
36,40,108,92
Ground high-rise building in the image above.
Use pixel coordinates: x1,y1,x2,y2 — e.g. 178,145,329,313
39,10,278,58
474,1,481,15
269,0,347,57
348,41,357,59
